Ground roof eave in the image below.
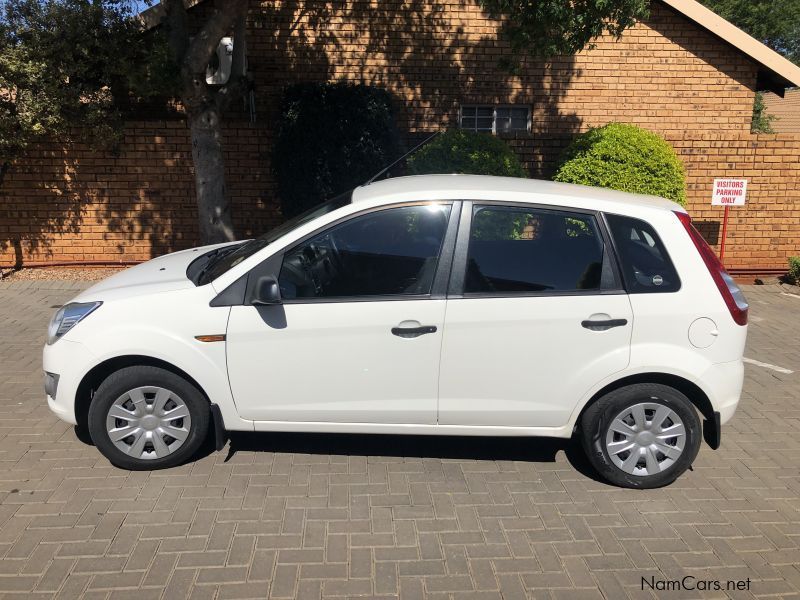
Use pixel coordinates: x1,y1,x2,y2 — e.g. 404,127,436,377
660,0,800,92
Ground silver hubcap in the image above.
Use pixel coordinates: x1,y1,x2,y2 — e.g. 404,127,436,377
106,386,191,460
605,401,686,477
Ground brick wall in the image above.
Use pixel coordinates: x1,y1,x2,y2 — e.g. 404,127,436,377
0,122,281,264
238,1,757,135
1,0,797,271
670,133,800,269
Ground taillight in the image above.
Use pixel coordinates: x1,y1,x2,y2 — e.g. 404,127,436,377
674,211,748,325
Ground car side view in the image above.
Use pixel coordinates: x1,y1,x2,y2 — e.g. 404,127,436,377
43,175,748,488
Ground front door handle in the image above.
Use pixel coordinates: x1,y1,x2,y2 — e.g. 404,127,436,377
391,325,437,338
581,318,628,331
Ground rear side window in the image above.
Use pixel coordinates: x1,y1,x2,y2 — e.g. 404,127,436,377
465,205,605,294
606,214,680,293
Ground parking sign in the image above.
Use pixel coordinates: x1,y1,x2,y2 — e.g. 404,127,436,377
712,178,747,206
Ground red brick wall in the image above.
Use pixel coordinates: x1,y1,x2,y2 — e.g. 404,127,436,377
239,1,757,135
2,0,798,271
508,132,800,270
670,133,800,269
0,122,281,264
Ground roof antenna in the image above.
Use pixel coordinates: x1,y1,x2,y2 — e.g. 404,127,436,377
363,130,442,186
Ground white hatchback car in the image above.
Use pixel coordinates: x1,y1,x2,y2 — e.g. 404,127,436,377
44,175,748,488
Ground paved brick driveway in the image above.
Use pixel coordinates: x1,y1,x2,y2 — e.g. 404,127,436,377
0,280,798,599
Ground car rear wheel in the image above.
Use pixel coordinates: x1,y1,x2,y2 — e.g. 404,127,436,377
580,383,701,488
88,365,209,470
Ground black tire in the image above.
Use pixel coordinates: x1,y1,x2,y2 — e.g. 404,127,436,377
580,383,702,489
88,365,210,470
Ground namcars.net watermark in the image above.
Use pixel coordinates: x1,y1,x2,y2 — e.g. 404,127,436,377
642,575,751,593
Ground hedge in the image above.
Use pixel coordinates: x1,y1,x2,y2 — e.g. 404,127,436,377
272,82,401,218
407,129,526,178
789,256,800,284
553,123,687,206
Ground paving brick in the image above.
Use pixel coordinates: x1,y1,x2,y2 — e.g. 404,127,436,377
1,283,799,599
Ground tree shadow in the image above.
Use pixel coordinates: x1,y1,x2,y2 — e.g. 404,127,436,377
0,129,191,265
337,0,583,178
0,146,91,265
97,127,192,257
4,0,585,263
225,0,584,233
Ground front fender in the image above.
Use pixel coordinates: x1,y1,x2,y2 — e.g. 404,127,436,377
75,324,253,432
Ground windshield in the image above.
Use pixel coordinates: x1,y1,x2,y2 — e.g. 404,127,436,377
197,191,353,285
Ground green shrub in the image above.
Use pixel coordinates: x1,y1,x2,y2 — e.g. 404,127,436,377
789,256,800,283
553,123,687,206
273,82,401,218
751,92,776,134
407,129,526,178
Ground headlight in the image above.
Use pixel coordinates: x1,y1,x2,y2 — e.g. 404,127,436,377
46,301,102,345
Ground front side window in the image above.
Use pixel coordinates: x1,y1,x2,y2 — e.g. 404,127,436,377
279,204,452,300
465,205,605,294
605,214,680,293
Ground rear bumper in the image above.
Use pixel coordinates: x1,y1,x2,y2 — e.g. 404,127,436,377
702,359,744,426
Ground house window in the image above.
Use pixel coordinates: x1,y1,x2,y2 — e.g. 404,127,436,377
460,105,530,134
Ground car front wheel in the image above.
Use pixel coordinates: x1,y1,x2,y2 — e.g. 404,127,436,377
88,365,210,470
580,383,702,489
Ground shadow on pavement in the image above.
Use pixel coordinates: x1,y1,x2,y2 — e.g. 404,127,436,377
220,430,604,483
72,422,606,484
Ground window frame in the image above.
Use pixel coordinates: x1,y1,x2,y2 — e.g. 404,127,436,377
241,201,463,305
459,104,531,134
447,200,625,298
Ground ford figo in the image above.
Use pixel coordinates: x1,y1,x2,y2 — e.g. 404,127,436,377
44,175,748,488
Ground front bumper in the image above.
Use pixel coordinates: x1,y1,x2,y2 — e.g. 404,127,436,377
42,339,97,426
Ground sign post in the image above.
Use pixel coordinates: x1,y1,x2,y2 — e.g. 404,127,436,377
711,178,747,264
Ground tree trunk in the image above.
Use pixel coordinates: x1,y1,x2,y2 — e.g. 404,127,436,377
188,105,235,244
161,0,248,245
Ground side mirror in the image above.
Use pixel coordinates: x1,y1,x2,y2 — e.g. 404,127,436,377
252,275,282,306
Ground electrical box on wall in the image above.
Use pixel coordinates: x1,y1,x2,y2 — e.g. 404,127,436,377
206,37,234,85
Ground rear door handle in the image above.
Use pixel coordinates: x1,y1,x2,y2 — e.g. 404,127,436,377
391,325,437,338
581,318,628,331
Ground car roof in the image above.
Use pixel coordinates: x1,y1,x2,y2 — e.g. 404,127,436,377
352,174,684,214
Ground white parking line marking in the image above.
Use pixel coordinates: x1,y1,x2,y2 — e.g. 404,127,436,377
780,292,800,300
743,357,794,374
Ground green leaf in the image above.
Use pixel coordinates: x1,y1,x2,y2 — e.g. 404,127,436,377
0,0,175,165
478,0,649,58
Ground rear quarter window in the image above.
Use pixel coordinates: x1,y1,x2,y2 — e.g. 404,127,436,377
605,213,680,293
